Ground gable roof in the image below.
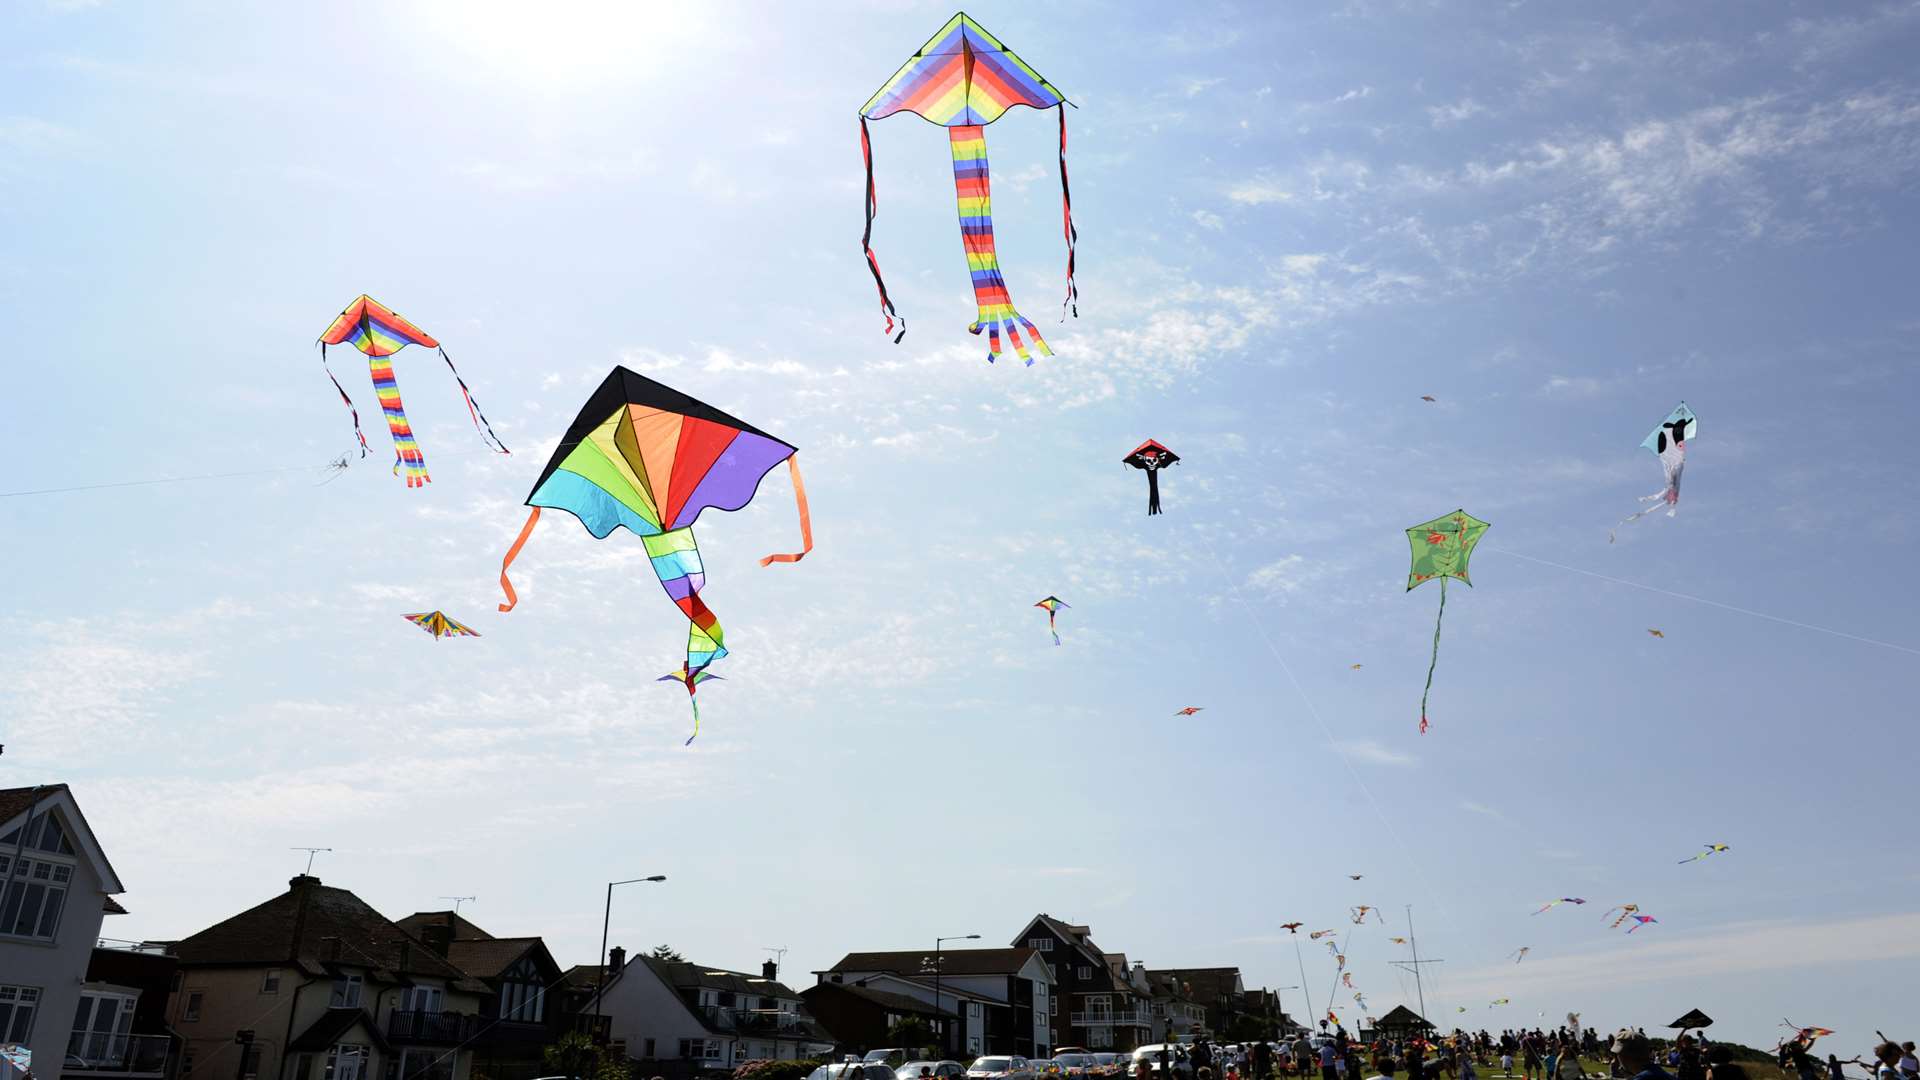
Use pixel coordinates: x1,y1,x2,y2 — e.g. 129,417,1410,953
831,971,1005,1006
828,948,1040,978
396,910,493,941
0,784,125,895
172,875,485,990
804,981,957,1018
1147,969,1243,1004
1374,1005,1431,1029
1015,915,1130,991
289,1007,391,1053
446,937,552,981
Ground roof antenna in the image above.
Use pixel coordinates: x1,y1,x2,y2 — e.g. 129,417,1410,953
765,945,789,968
290,847,332,875
440,895,477,913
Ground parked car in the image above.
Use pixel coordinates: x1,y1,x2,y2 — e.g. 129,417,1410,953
968,1056,1037,1080
899,1062,967,1080
1054,1054,1099,1078
1131,1046,1194,1078
1091,1054,1124,1076
1055,1049,1093,1058
809,1065,900,1080
868,1051,913,1068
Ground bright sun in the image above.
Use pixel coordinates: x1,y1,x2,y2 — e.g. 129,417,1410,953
413,0,708,93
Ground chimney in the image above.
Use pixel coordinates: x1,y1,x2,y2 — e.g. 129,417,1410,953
762,960,778,981
289,874,319,890
608,946,627,976
420,923,453,957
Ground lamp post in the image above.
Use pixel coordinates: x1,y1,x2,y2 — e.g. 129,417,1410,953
595,875,667,1027
935,934,980,1057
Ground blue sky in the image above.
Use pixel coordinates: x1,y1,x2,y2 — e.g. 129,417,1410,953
4,0,1919,1052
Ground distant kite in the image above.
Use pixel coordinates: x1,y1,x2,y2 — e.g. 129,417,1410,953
1281,922,1304,934
1174,707,1204,716
316,294,509,487
1625,915,1659,933
1648,629,1666,638
1612,401,1697,542
1490,998,1511,1008
1678,844,1730,864
1406,509,1489,734
1349,874,1364,881
1310,929,1338,940
1508,948,1530,964
401,611,480,640
858,13,1077,365
1122,440,1180,516
1350,663,1363,670
1388,937,1408,945
1602,904,1641,929
1421,395,1437,402
1035,596,1070,645
1350,905,1381,924
1533,898,1587,915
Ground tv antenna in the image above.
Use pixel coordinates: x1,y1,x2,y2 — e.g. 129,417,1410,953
440,896,477,913
291,847,332,875
765,945,789,972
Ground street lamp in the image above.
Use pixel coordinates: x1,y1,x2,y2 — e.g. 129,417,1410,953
935,934,980,1056
595,875,667,1024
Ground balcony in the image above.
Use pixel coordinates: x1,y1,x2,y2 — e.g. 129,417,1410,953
387,1010,483,1044
1071,1010,1152,1028
693,1006,818,1036
65,1032,170,1076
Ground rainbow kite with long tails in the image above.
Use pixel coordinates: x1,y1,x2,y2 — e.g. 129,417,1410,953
859,12,1077,365
496,367,812,744
316,294,509,486
1034,596,1069,645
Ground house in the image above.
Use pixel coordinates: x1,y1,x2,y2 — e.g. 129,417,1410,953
816,948,1053,1059
72,938,181,1080
1140,969,1205,1043
594,953,832,1071
1009,916,1146,1052
166,874,489,1080
395,911,592,1080
1142,970,1244,1040
1369,1006,1432,1041
799,982,955,1058
0,784,129,1080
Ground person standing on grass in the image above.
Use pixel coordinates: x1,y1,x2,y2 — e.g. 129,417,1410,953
1609,1030,1673,1080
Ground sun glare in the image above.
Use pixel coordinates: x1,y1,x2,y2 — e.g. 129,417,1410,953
415,0,707,93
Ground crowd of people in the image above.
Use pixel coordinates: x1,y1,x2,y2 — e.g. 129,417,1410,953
1129,1026,1920,1080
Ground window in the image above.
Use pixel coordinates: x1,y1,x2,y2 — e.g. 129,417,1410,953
0,811,75,854
398,986,441,1013
0,985,39,1044
262,970,282,994
1028,937,1053,952
397,1048,451,1080
643,1039,656,1058
1076,966,1092,980
240,1045,262,1080
183,991,204,1022
1050,997,1057,1016
71,990,138,1063
499,981,545,1023
182,1052,196,1078
0,856,71,940
677,1040,721,1061
329,975,363,1008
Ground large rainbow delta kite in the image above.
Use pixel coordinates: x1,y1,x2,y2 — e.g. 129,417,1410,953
860,12,1077,365
316,294,509,487
496,367,812,744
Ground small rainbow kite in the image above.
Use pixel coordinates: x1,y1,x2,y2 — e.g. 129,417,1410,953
402,611,479,640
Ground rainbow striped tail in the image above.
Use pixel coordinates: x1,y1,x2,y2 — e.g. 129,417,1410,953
950,125,1052,366
369,356,429,487
645,527,727,745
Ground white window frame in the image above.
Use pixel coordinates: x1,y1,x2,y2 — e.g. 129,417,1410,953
399,986,441,1013
1076,966,1093,981
183,991,204,1022
0,984,41,1045
71,990,139,1063
329,975,363,1008
0,854,73,941
1028,937,1053,952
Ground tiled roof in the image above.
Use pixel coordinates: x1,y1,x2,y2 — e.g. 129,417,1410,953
1374,1006,1431,1029
172,875,485,990
396,911,494,941
445,938,544,980
806,982,956,1018
0,784,67,825
828,948,1039,978
645,957,802,999
104,897,129,915
1147,969,1241,1003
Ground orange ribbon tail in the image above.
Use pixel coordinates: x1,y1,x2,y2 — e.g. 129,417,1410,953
498,506,541,611
759,456,813,567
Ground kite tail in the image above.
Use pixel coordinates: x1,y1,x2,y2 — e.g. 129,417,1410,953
646,527,728,745
368,355,429,487
950,125,1053,366
1057,106,1078,321
1146,468,1162,516
1050,611,1061,646
758,456,814,566
497,507,541,612
1419,577,1446,733
318,344,371,459
437,347,510,454
860,116,906,343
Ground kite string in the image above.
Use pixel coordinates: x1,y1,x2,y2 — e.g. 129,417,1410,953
0,448,501,500
1485,545,1920,657
1191,523,1461,1009
1420,577,1445,734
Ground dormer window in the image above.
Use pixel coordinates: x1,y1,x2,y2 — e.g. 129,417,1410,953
329,975,362,1008
1027,938,1053,952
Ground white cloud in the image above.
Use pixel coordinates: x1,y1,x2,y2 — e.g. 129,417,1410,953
1183,77,1226,98
1191,209,1225,230
1227,175,1294,205
1427,98,1486,127
1247,555,1317,594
